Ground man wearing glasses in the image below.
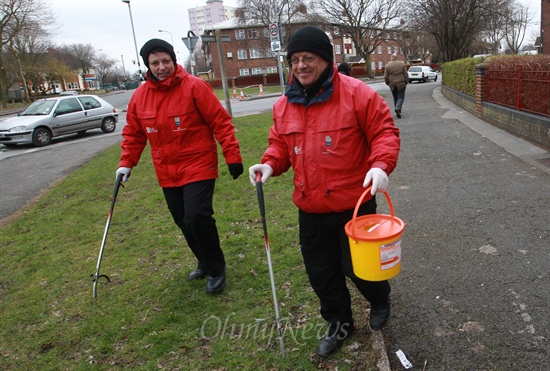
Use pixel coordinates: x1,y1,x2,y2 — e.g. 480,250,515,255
248,26,400,358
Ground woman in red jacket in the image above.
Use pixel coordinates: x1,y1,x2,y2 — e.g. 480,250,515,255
116,39,243,294
249,26,400,359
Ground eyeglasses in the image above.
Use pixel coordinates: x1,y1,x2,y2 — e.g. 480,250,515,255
288,56,317,65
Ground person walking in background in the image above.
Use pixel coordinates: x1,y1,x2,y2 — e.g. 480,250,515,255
248,26,400,359
115,39,243,295
384,53,408,118
337,62,352,76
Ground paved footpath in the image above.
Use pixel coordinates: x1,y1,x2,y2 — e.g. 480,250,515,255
376,83,549,370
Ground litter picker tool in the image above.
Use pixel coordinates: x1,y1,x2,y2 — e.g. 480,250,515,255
255,172,286,357
92,173,124,300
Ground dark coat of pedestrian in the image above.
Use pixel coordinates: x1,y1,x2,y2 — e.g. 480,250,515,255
248,25,400,359
116,38,243,295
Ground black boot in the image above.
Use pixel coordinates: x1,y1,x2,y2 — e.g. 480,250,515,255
316,322,355,359
369,299,391,331
206,269,226,294
187,268,207,281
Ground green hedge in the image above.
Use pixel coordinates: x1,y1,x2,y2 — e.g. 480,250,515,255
442,55,550,98
441,57,488,97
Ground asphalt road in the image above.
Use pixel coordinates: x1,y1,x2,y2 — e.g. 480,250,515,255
380,81,549,370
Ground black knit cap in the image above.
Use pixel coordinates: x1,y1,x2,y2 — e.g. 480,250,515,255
286,26,333,63
139,38,177,69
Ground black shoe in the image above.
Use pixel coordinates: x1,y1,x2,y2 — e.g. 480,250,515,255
206,269,226,294
187,268,207,281
395,109,401,118
316,322,355,359
369,301,391,331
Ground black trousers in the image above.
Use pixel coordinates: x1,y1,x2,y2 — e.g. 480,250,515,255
299,197,391,325
162,179,225,277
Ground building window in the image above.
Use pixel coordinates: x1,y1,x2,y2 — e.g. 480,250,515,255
394,46,399,54
249,49,261,59
237,49,247,59
378,61,383,70
267,67,277,74
335,45,341,55
252,68,262,74
371,61,376,71
377,46,382,54
247,28,259,39
240,69,250,76
387,46,392,54
235,29,245,40
334,26,339,36
263,28,269,38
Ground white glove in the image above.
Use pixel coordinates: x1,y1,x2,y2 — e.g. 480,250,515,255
116,167,132,182
363,167,389,196
248,164,273,186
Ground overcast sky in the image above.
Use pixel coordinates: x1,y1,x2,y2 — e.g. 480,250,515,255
47,0,541,75
48,0,238,74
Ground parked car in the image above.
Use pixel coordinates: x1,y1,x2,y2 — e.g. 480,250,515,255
408,65,438,83
0,95,118,147
59,90,79,96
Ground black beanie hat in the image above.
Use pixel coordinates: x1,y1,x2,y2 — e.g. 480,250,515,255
140,38,177,69
286,26,333,63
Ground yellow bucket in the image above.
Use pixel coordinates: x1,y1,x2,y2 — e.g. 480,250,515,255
344,187,405,281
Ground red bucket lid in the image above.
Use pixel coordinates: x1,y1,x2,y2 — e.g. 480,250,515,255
345,214,404,242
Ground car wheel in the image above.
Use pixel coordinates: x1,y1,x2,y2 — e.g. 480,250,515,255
434,75,438,82
32,127,52,147
101,117,116,133
409,79,412,84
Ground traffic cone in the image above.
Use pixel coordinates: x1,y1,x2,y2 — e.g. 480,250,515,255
259,84,264,96
233,87,237,99
240,89,245,101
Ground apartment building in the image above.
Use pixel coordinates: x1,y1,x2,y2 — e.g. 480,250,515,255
202,17,406,80
188,0,236,37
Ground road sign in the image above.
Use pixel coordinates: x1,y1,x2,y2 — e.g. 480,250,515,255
271,41,281,52
270,23,280,42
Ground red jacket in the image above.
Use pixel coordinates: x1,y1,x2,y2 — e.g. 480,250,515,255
119,65,242,188
262,67,400,213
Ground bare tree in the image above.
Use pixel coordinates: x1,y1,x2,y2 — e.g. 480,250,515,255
397,24,439,64
94,52,117,90
59,43,96,90
479,0,513,55
310,0,404,78
235,0,307,55
0,0,56,106
407,0,511,62
503,3,531,54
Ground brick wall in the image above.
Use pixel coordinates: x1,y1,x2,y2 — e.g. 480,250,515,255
442,85,550,150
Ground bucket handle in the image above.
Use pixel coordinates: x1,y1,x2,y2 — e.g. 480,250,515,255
350,187,395,242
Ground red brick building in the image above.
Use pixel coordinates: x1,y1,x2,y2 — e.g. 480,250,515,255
201,18,407,83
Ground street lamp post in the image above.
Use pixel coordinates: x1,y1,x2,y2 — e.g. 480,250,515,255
158,29,174,45
121,0,144,82
121,55,127,87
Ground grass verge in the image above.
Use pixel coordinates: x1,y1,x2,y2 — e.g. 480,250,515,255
0,112,379,370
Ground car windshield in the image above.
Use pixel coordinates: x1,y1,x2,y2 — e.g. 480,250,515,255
20,100,56,116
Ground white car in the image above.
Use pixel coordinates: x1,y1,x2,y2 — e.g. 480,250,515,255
0,95,118,147
408,65,438,83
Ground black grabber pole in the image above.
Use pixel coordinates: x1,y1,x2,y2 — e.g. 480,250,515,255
255,172,286,356
92,173,124,300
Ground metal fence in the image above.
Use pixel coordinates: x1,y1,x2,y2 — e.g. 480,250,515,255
485,63,550,117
